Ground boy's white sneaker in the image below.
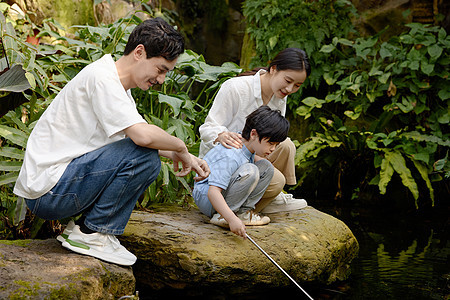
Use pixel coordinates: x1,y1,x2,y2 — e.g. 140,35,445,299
210,213,229,228
62,225,137,266
237,211,270,226
56,220,75,243
261,192,308,214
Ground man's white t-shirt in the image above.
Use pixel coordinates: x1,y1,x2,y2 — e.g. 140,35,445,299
198,69,287,158
14,54,146,199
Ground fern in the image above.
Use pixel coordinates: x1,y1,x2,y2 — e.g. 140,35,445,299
401,131,450,147
412,160,434,206
380,150,420,207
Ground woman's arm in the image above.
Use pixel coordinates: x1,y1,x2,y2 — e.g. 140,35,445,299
199,80,242,151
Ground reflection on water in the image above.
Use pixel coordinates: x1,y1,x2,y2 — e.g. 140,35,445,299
136,198,450,300
311,197,450,300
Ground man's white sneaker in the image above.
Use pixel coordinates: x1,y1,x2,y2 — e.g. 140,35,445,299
237,211,270,226
61,225,137,266
210,213,229,228
261,192,308,214
56,220,75,243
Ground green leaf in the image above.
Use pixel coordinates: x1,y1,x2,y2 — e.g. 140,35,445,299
268,35,278,49
295,105,312,118
388,151,419,201
24,72,36,89
14,197,27,225
421,61,434,75
323,72,337,85
409,60,420,70
379,154,394,194
438,89,450,100
302,97,325,107
337,38,353,46
0,161,23,172
0,172,18,186
380,46,392,58
369,66,383,76
378,72,391,84
369,174,380,185
344,105,362,120
320,44,336,53
0,125,28,148
0,147,25,160
0,65,31,92
402,131,450,147
158,94,183,117
412,160,434,206
397,96,414,113
427,44,443,59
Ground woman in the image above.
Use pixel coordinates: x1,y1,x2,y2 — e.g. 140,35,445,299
199,48,311,213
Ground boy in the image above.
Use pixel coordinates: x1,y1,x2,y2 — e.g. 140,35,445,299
193,106,290,238
13,18,209,266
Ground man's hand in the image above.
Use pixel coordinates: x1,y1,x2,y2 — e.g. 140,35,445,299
170,151,210,180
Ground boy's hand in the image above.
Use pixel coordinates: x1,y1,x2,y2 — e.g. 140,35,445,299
228,216,246,238
216,131,243,149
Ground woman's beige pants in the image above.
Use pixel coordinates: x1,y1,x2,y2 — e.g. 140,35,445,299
254,138,296,212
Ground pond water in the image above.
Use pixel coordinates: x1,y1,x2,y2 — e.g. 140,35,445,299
136,197,449,300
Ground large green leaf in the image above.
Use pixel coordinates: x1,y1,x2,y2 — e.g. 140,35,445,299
0,125,29,148
14,196,27,225
412,160,434,206
387,151,419,201
0,171,18,186
158,94,183,117
379,153,394,195
0,65,31,92
0,146,25,160
0,161,23,172
402,131,450,147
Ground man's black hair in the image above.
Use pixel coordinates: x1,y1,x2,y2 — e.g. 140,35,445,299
242,106,290,143
123,17,184,61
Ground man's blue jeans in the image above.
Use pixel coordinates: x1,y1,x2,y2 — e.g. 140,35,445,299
25,138,161,235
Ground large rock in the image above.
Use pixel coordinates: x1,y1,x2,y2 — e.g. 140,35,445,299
0,239,136,299
121,205,359,293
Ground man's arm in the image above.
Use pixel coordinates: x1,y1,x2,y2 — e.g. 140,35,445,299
124,123,209,180
208,185,246,238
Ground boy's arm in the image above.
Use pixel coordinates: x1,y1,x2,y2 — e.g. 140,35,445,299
208,185,246,238
124,123,209,180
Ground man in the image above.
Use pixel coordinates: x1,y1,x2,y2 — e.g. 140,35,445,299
14,18,209,266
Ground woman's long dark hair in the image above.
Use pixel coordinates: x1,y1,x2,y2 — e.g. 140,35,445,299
238,48,311,77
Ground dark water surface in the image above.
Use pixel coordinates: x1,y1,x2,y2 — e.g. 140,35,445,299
136,197,450,300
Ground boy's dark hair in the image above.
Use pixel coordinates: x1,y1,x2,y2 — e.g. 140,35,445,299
124,17,185,61
242,106,290,143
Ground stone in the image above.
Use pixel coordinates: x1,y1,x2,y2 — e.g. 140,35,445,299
0,239,136,299
120,204,359,293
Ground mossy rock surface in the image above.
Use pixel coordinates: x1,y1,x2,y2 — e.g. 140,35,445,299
0,239,135,299
121,205,359,293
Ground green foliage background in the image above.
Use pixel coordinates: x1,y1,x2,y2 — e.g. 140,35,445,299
0,1,449,239
243,0,449,205
0,4,240,239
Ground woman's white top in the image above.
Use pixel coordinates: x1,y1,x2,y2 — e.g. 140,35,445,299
199,69,287,157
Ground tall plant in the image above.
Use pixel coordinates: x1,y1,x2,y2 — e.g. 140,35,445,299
295,23,449,207
243,0,358,110
0,4,241,239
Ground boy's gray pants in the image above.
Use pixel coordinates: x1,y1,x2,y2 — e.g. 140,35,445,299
222,159,274,214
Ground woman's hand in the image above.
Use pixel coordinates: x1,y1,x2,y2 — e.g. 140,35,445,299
216,131,243,149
